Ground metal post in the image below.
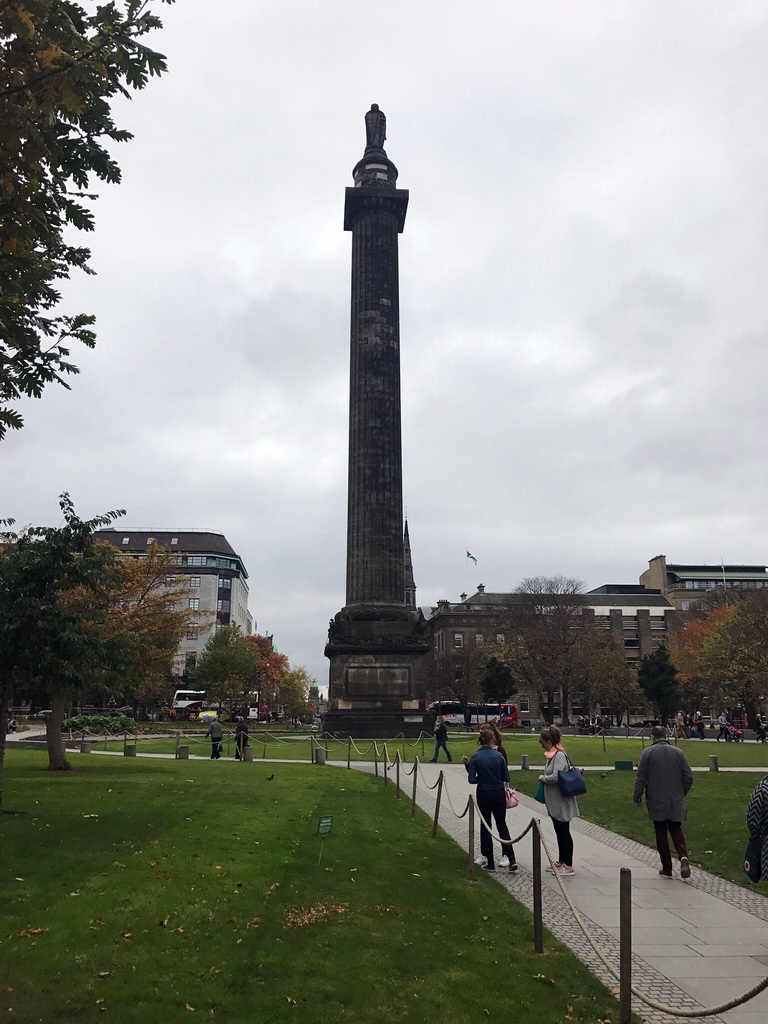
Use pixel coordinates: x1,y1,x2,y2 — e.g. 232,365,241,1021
401,735,406,759
262,743,266,759
620,867,632,1024
468,799,476,878
395,751,401,797
602,730,606,752
310,734,315,763
347,736,351,770
123,731,127,754
175,733,180,759
421,734,425,758
532,822,544,953
383,750,388,787
431,772,444,839
411,758,418,816
374,742,379,777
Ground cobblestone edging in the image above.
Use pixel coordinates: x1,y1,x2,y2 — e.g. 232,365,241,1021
571,815,768,924
355,766,724,1024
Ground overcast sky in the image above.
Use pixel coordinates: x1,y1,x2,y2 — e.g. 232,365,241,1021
3,1,768,687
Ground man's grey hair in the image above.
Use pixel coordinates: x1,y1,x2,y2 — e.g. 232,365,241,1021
651,726,667,740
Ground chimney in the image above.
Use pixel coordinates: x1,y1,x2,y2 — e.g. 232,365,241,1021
460,592,467,601
477,584,485,594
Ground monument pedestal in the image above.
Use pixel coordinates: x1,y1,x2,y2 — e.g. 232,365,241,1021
324,604,431,738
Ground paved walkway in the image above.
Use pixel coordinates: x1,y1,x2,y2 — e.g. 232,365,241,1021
350,761,768,1024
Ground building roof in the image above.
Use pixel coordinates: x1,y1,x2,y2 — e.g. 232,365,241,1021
93,528,247,577
426,588,673,618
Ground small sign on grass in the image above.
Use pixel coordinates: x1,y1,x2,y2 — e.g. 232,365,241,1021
317,815,333,838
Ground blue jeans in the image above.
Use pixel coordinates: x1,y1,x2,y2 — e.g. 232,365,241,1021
430,739,452,762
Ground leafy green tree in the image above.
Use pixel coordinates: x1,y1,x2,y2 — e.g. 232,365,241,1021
637,645,680,726
481,656,517,705
279,666,314,725
192,625,259,716
0,0,172,437
0,494,124,798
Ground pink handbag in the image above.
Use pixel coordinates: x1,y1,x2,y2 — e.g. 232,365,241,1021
505,787,519,809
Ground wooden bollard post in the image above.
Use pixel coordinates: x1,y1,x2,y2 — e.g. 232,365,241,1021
383,750,388,787
175,734,180,759
262,743,266,759
374,743,379,777
532,822,544,953
602,730,606,752
401,735,406,760
421,733,425,758
431,772,444,839
395,752,401,797
411,758,418,816
468,799,476,878
619,867,632,1024
347,736,351,770
123,731,127,754
310,734,315,763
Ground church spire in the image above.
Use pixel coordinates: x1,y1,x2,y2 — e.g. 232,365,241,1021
403,519,416,607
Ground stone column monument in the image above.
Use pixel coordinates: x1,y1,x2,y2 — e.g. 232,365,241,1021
324,105,430,738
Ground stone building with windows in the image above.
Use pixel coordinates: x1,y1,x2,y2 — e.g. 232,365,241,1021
422,583,675,726
640,554,768,611
93,529,253,678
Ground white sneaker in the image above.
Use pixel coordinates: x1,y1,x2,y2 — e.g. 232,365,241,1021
545,862,563,873
474,855,488,867
498,855,510,868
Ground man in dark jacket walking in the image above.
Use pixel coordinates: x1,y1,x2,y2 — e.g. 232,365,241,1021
634,726,694,878
429,716,452,763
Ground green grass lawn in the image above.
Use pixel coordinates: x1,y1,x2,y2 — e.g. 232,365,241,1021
512,767,767,889
91,731,768,769
1,749,631,1024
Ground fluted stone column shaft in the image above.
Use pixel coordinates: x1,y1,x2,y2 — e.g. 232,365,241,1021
345,204,405,606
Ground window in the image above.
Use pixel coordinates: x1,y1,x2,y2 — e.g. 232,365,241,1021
166,575,176,585
475,634,484,647
171,537,178,545
517,699,530,713
624,638,640,648
453,633,463,648
188,598,199,610
219,577,231,590
122,537,129,545
681,601,690,611
187,624,199,640
190,577,201,588
217,599,231,612
496,634,505,644
185,556,207,566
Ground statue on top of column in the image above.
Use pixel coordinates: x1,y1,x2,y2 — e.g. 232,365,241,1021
365,104,386,149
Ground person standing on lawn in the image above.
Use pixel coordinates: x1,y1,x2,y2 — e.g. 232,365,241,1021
462,726,517,872
205,717,223,759
234,717,249,760
634,725,693,878
429,716,453,763
538,725,579,876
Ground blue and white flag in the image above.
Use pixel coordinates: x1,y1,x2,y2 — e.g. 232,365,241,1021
466,551,478,564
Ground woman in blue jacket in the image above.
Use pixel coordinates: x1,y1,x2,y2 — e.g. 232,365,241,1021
462,725,517,872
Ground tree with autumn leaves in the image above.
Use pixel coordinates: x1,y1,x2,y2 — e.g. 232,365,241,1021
1,1,172,437
669,593,768,725
0,496,191,794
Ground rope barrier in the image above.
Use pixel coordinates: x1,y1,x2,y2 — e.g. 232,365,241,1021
398,763,768,1018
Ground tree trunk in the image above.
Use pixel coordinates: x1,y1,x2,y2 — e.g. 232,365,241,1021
45,693,72,771
0,685,9,812
561,682,571,727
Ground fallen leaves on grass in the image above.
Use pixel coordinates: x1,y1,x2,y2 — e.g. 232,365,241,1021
264,882,280,896
18,927,48,936
533,974,554,984
285,903,348,928
159,916,171,927
246,917,260,928
185,1003,195,1011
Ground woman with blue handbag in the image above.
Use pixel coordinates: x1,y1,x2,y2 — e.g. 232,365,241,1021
538,725,581,876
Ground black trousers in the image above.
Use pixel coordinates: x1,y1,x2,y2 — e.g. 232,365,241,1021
552,818,574,866
477,788,515,867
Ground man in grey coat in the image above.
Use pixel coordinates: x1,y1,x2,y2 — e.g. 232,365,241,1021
634,726,694,878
